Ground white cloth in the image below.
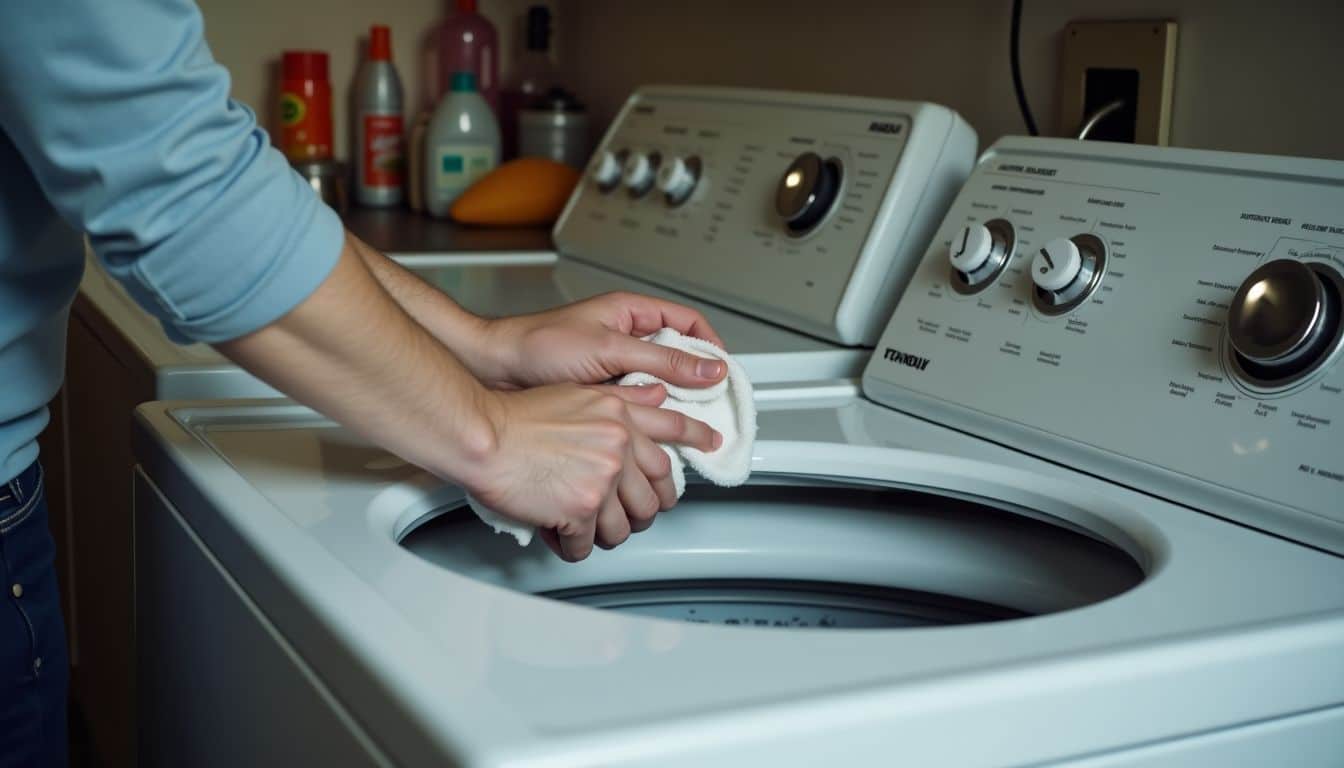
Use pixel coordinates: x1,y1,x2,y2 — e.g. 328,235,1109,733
469,328,757,546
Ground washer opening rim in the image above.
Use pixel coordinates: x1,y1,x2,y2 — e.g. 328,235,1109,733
397,475,1151,632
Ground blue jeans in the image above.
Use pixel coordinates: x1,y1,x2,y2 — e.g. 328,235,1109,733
0,462,68,768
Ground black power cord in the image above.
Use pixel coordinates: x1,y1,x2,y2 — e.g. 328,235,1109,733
1010,0,1040,136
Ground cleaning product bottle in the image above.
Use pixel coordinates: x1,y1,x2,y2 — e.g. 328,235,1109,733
353,25,405,207
436,0,499,114
424,72,500,217
500,5,558,159
279,51,333,162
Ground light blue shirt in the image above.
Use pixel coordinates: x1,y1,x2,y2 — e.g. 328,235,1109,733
0,1,343,482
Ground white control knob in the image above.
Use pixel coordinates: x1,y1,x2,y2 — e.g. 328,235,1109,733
949,224,994,273
591,151,622,187
656,157,697,201
622,152,655,192
1032,237,1083,292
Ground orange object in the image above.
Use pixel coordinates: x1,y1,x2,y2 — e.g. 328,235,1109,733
280,51,333,161
449,157,580,226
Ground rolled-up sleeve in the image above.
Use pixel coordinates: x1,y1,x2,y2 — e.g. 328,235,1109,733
0,0,342,343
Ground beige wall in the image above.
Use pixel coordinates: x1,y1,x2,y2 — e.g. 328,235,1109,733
197,0,1342,161
198,0,542,160
554,0,1344,161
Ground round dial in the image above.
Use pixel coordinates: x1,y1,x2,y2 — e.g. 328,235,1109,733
1032,238,1084,292
949,224,995,273
1227,259,1342,385
622,152,657,194
590,150,623,188
776,152,841,235
656,156,697,202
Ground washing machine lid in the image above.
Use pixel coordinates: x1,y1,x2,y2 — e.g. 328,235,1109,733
863,136,1344,556
133,398,1344,766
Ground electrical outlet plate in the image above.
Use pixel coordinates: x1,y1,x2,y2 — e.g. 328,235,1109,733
1058,20,1177,145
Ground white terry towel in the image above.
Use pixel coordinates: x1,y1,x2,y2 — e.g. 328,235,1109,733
469,328,757,546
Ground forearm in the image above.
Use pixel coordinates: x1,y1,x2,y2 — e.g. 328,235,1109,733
345,234,513,386
215,235,497,481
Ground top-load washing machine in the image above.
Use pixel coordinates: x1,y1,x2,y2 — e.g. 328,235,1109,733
131,137,1344,766
64,86,976,766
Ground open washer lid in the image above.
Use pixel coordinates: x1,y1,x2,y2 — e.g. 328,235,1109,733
133,398,1344,767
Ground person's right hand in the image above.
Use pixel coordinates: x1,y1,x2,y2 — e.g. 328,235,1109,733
466,382,722,561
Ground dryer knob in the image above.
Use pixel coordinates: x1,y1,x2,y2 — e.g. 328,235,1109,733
591,150,623,188
1226,259,1343,385
622,152,658,195
1032,238,1084,292
656,156,698,202
776,152,842,235
949,224,995,273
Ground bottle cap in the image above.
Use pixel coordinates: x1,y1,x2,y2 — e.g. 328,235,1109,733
526,6,551,51
282,51,329,82
450,71,478,92
456,0,478,12
368,25,392,61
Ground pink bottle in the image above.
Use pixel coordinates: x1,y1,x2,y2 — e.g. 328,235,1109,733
436,0,499,114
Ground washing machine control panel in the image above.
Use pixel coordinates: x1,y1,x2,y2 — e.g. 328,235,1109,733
865,138,1344,552
554,87,977,345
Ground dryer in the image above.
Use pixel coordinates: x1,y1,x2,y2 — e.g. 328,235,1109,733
131,137,1344,765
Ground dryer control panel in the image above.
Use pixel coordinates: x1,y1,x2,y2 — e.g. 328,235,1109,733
864,137,1344,552
553,86,976,345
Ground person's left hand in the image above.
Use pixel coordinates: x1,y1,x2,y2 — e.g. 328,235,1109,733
471,292,729,390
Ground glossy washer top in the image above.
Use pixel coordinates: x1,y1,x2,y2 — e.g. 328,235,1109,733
133,394,1344,766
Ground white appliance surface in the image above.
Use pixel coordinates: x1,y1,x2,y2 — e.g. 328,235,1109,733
79,252,860,396
867,137,1344,553
134,393,1344,767
130,138,1344,767
556,86,976,345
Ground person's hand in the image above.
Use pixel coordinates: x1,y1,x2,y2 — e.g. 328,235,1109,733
467,381,722,561
472,292,729,390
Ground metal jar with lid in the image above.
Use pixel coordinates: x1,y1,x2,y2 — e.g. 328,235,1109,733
518,89,590,169
292,159,349,214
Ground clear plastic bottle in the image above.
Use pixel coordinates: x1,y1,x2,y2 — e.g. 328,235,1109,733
353,25,405,207
500,5,558,158
436,0,499,114
424,72,500,217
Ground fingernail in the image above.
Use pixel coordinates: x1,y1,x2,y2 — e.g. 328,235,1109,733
712,431,723,450
696,359,724,379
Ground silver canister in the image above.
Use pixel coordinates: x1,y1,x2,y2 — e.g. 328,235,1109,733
519,89,590,169
293,160,349,214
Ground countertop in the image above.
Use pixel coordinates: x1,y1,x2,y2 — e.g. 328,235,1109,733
342,207,554,257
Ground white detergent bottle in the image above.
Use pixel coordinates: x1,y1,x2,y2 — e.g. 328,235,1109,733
424,71,500,217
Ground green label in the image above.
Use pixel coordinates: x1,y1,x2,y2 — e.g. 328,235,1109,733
279,93,305,126
435,145,496,195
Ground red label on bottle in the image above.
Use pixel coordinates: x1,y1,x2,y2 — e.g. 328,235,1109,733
362,115,405,187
